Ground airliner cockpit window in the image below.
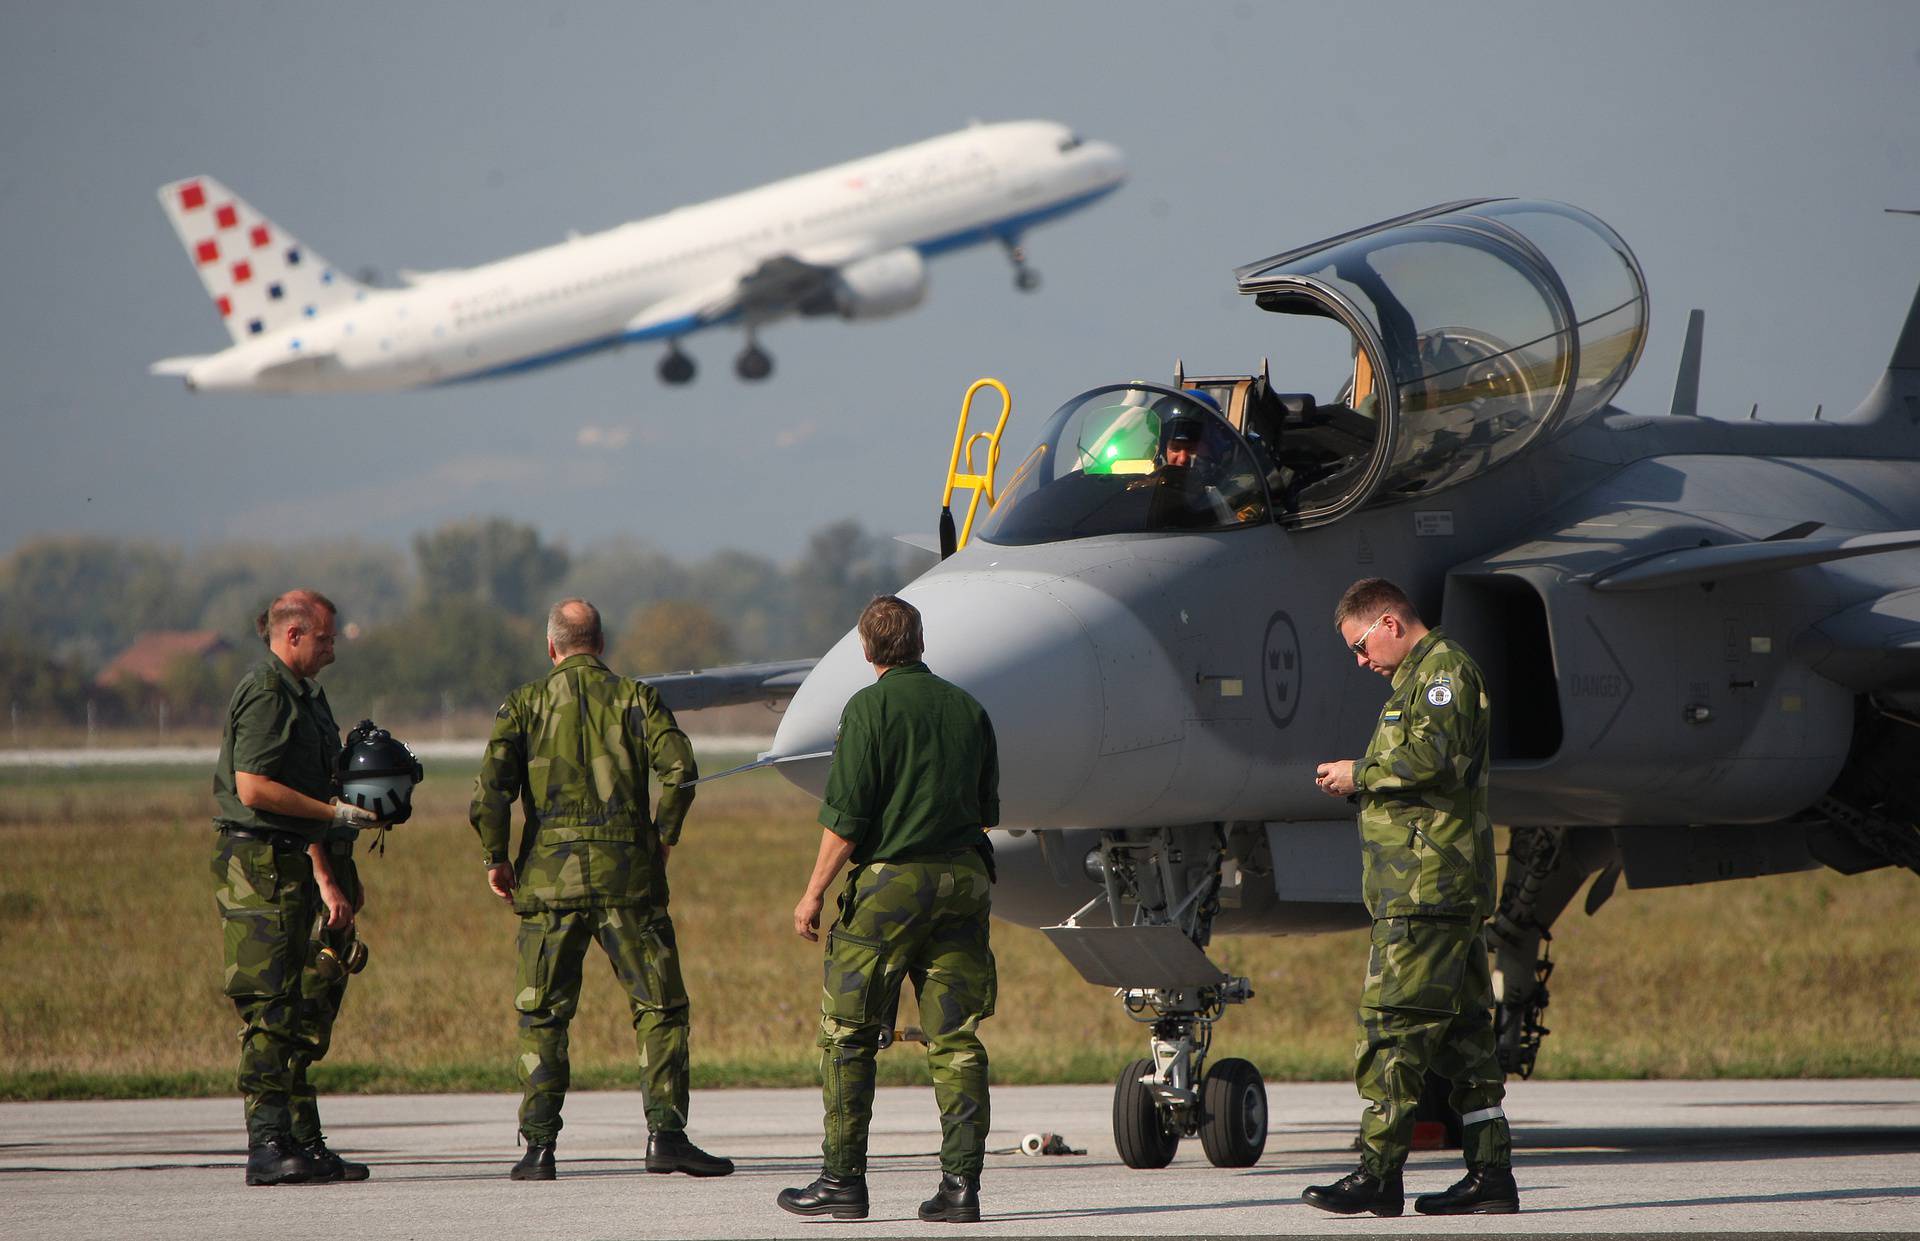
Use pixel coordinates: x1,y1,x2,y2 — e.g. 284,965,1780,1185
979,384,1271,546
1058,133,1084,153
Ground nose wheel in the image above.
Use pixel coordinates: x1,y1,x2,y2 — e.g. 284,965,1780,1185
658,345,696,385
1003,238,1041,292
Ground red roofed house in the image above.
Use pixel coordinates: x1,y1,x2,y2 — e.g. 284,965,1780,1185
96,631,234,692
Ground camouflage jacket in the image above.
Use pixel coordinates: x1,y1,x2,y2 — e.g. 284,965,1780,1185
469,654,696,913
1353,628,1495,920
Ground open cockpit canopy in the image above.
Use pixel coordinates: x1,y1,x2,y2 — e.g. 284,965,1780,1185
1235,199,1647,525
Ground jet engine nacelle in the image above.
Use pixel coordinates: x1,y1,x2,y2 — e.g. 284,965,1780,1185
826,248,928,320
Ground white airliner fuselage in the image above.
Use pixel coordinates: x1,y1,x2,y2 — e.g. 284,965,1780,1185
152,121,1125,393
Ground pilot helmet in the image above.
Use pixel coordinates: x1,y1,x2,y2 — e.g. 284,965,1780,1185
1076,402,1162,474
336,719,425,825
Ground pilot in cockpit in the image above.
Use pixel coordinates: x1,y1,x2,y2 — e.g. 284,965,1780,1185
1138,401,1241,527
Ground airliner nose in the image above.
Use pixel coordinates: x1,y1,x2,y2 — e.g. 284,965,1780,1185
1085,138,1128,185
770,576,1104,819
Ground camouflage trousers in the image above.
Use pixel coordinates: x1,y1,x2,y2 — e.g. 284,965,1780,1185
291,848,362,1147
817,851,996,1179
212,833,315,1146
514,906,690,1142
1354,916,1511,1176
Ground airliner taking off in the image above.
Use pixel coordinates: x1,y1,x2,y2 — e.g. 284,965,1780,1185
148,121,1125,394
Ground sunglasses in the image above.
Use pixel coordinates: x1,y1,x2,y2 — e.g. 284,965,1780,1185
1348,613,1389,656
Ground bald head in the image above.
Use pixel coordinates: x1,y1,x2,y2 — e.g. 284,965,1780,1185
265,589,338,678
547,598,604,660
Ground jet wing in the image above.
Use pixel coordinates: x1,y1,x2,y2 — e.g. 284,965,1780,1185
637,658,818,712
149,355,208,377
1588,529,1920,592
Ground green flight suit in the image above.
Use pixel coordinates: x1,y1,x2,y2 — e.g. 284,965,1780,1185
210,652,338,1146
814,662,999,1179
470,653,697,1143
1350,628,1511,1176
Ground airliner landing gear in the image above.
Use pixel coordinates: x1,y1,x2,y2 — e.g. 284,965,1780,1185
658,345,696,385
735,338,773,381
1002,238,1041,292
1044,826,1265,1169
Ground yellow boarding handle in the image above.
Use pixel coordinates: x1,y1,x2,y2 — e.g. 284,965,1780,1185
938,378,1012,558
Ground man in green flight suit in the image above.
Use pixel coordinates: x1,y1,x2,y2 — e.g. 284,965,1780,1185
471,598,732,1182
1304,577,1519,1217
212,589,380,1186
777,595,999,1225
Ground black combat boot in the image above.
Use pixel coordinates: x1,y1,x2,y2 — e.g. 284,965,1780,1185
776,1171,869,1219
510,1141,557,1181
646,1130,734,1177
1415,1165,1520,1215
918,1172,981,1223
304,1138,370,1182
244,1136,318,1186
1301,1165,1404,1216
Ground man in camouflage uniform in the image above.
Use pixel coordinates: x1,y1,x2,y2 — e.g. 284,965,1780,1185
470,598,732,1181
777,595,999,1224
1304,577,1518,1217
213,589,380,1185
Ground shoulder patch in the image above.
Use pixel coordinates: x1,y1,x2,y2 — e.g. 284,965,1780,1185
1426,682,1453,707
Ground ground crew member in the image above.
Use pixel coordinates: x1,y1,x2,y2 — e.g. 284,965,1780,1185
776,595,1000,1225
1304,577,1518,1216
213,589,378,1186
471,598,732,1182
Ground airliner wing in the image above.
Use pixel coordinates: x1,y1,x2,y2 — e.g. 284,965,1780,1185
623,240,883,341
621,279,744,342
149,355,209,377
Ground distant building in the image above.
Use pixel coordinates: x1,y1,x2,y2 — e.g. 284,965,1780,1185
95,631,233,691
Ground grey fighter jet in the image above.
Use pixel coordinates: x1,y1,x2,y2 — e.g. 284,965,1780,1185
657,198,1920,1169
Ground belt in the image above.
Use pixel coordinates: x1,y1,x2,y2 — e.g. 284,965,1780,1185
220,826,308,850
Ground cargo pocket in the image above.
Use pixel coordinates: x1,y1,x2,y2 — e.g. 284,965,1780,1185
215,843,298,1000
1374,918,1468,1016
616,914,688,1012
515,918,556,1015
822,928,890,1025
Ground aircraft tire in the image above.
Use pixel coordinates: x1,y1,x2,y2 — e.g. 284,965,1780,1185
1197,1057,1267,1168
1015,267,1041,292
1112,1057,1179,1169
659,350,696,385
735,346,773,381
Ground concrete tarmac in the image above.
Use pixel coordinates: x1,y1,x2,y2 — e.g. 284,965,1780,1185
4,1079,1917,1239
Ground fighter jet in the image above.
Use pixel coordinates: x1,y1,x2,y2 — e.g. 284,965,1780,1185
148,121,1124,393
654,198,1920,1169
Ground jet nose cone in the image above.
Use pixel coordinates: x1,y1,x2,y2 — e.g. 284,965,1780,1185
771,576,1104,819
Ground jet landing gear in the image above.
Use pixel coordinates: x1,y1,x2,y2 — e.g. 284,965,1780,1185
1001,236,1041,292
1042,826,1266,1169
735,333,773,381
1488,826,1616,1079
658,345,695,385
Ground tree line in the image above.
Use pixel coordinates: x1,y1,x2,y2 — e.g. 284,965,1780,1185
0,518,932,730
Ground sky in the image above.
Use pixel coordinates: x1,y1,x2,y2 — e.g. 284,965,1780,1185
1,1,1916,564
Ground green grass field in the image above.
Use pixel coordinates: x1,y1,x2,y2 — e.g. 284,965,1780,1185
2,762,1916,1101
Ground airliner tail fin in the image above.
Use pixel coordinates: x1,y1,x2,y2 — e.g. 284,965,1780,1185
156,175,365,344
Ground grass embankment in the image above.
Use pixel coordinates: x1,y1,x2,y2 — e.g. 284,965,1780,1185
2,764,1916,1101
